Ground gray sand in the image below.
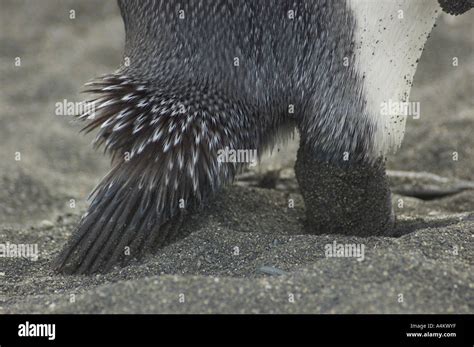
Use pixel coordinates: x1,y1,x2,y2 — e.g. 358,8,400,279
0,0,473,313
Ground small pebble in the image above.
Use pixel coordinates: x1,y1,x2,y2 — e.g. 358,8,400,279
39,220,54,229
258,265,288,276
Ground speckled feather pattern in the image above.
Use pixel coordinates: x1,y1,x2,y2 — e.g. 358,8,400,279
56,0,375,274
54,0,471,274
117,0,380,160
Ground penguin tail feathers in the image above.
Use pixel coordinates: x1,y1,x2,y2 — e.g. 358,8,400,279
54,72,248,275
53,161,185,275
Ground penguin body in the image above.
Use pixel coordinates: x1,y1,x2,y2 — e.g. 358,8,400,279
117,0,370,163
54,0,472,274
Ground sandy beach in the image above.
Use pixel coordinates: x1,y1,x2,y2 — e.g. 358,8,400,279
0,0,473,313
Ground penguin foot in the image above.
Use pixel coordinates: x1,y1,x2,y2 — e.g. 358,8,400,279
295,145,395,236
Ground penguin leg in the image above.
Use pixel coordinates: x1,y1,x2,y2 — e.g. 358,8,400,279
294,140,394,236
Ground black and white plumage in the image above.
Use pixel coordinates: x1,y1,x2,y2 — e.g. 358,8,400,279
54,0,472,274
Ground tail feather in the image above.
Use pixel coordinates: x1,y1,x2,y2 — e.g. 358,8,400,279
87,202,145,274
76,187,139,274
53,185,119,271
54,72,257,274
54,161,187,274
102,190,152,271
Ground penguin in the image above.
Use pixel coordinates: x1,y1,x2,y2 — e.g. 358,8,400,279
54,0,473,274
